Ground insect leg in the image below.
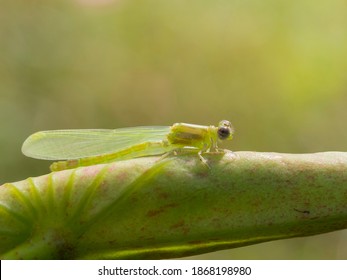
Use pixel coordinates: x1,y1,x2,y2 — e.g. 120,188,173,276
198,150,211,169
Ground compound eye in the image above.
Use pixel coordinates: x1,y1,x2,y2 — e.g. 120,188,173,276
219,120,231,127
218,126,231,140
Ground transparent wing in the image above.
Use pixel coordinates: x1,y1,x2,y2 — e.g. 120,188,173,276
22,126,171,160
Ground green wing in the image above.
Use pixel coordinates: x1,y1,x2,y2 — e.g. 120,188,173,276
22,126,171,160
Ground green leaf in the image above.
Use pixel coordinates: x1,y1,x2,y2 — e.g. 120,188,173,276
1,151,347,259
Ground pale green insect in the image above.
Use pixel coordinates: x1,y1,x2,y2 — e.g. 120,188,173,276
22,120,234,171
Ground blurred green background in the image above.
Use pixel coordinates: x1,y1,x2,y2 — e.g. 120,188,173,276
1,0,347,259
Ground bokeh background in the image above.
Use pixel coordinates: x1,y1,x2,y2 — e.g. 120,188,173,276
1,0,347,259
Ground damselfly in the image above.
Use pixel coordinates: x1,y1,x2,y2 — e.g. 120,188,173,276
22,120,234,171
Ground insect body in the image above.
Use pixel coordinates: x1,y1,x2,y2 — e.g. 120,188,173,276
22,120,234,171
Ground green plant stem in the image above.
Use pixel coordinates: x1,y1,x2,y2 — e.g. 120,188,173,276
1,151,347,259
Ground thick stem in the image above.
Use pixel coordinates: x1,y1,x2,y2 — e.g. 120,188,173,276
1,151,347,259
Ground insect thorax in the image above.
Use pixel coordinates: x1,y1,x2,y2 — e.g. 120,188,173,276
167,123,217,149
